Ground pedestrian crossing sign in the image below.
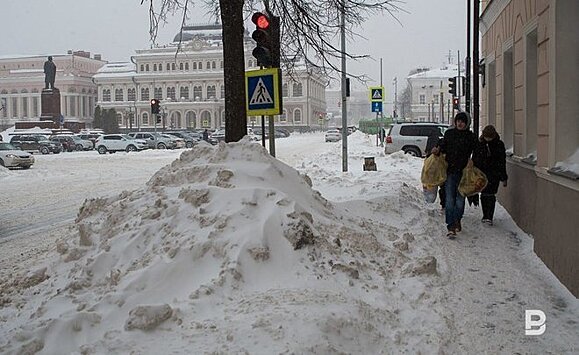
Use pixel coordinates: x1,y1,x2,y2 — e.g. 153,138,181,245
245,68,281,116
369,86,384,102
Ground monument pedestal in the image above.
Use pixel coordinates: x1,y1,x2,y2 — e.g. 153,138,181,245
40,88,61,123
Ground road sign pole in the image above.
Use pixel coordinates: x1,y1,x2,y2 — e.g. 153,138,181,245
268,115,275,157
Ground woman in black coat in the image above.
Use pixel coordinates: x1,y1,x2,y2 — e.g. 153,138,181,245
472,125,508,225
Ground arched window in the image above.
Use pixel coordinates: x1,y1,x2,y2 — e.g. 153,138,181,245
201,111,212,128
207,85,216,99
141,88,149,101
140,64,144,72
154,87,162,100
198,62,203,70
127,88,136,101
282,83,289,97
193,86,202,100
145,64,150,71
102,89,111,102
153,64,157,71
167,63,171,71
185,62,189,70
293,109,302,122
220,85,225,99
293,83,303,97
142,112,149,126
186,111,196,128
180,87,189,100
158,63,162,71
212,61,216,69
171,63,176,70
167,87,176,100
179,63,184,70
116,112,123,126
193,62,197,70
280,109,288,122
115,89,124,101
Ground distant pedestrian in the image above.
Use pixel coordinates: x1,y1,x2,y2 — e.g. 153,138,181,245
472,125,508,225
431,112,477,239
202,129,209,142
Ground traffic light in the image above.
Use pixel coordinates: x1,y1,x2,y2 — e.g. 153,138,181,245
453,98,460,110
448,77,457,97
150,99,160,114
156,114,161,124
251,12,272,67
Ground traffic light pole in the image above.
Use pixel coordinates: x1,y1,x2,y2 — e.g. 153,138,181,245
340,1,348,172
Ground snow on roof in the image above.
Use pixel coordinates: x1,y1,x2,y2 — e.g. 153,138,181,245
408,64,464,79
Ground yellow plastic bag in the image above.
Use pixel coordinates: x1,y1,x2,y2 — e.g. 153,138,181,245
421,154,447,188
459,160,488,197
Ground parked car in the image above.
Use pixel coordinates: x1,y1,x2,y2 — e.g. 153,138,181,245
0,142,35,169
325,129,341,142
210,129,226,142
50,135,81,151
95,134,148,154
71,135,94,150
9,135,63,154
384,122,449,157
164,131,198,148
77,132,104,149
127,132,177,149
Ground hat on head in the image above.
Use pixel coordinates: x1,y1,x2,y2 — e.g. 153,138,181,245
482,125,498,139
454,112,470,126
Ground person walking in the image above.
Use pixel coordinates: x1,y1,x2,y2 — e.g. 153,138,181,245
425,129,446,210
472,125,508,225
431,112,477,239
202,129,209,142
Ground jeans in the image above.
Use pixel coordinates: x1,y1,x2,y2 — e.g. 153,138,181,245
445,171,465,230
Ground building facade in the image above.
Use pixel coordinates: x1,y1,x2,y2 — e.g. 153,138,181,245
0,51,106,130
480,0,578,296
93,24,327,132
407,65,462,123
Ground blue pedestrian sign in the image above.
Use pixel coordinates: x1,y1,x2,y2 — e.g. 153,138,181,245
369,86,384,102
371,101,383,113
245,68,281,116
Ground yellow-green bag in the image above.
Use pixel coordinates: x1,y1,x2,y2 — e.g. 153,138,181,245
459,160,488,197
421,154,447,189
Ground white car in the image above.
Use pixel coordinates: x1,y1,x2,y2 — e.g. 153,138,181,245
0,142,35,169
95,134,149,154
385,122,449,157
325,129,341,142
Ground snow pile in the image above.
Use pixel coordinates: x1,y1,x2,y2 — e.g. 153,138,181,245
0,139,446,354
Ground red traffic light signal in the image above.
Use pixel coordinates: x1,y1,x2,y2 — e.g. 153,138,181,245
251,12,272,67
452,98,460,110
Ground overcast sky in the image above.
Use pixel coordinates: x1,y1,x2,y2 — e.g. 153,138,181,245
2,0,467,101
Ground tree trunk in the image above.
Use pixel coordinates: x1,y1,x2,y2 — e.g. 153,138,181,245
220,0,246,143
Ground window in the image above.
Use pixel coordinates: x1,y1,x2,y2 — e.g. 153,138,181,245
140,64,144,72
220,85,225,98
207,85,216,99
167,87,176,100
185,62,189,70
158,63,162,71
172,63,176,70
154,87,162,100
433,94,439,104
220,61,223,68
399,126,421,136
206,62,210,70
294,109,302,122
186,111,196,128
22,97,28,117
419,95,425,104
180,87,189,100
167,63,171,71
102,89,111,102
503,48,514,154
141,88,149,101
282,83,288,97
179,63,183,70
193,86,202,100
212,61,216,69
153,64,157,71
115,89,124,101
293,83,303,97
142,112,149,126
193,62,197,70
198,62,203,70
128,88,136,101
524,28,538,162
146,64,149,71
116,113,123,126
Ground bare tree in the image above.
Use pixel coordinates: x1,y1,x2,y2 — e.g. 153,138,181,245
144,0,404,142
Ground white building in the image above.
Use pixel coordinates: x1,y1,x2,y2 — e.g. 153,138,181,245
407,64,463,123
93,24,327,132
0,51,106,130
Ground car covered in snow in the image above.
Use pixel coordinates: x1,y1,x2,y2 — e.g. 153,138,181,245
0,142,35,169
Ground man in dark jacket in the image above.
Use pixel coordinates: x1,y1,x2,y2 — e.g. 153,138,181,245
432,112,477,238
472,125,508,225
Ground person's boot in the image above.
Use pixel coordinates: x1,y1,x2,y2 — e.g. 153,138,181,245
481,194,496,225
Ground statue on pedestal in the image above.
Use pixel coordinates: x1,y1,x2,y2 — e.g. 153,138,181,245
44,56,56,90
